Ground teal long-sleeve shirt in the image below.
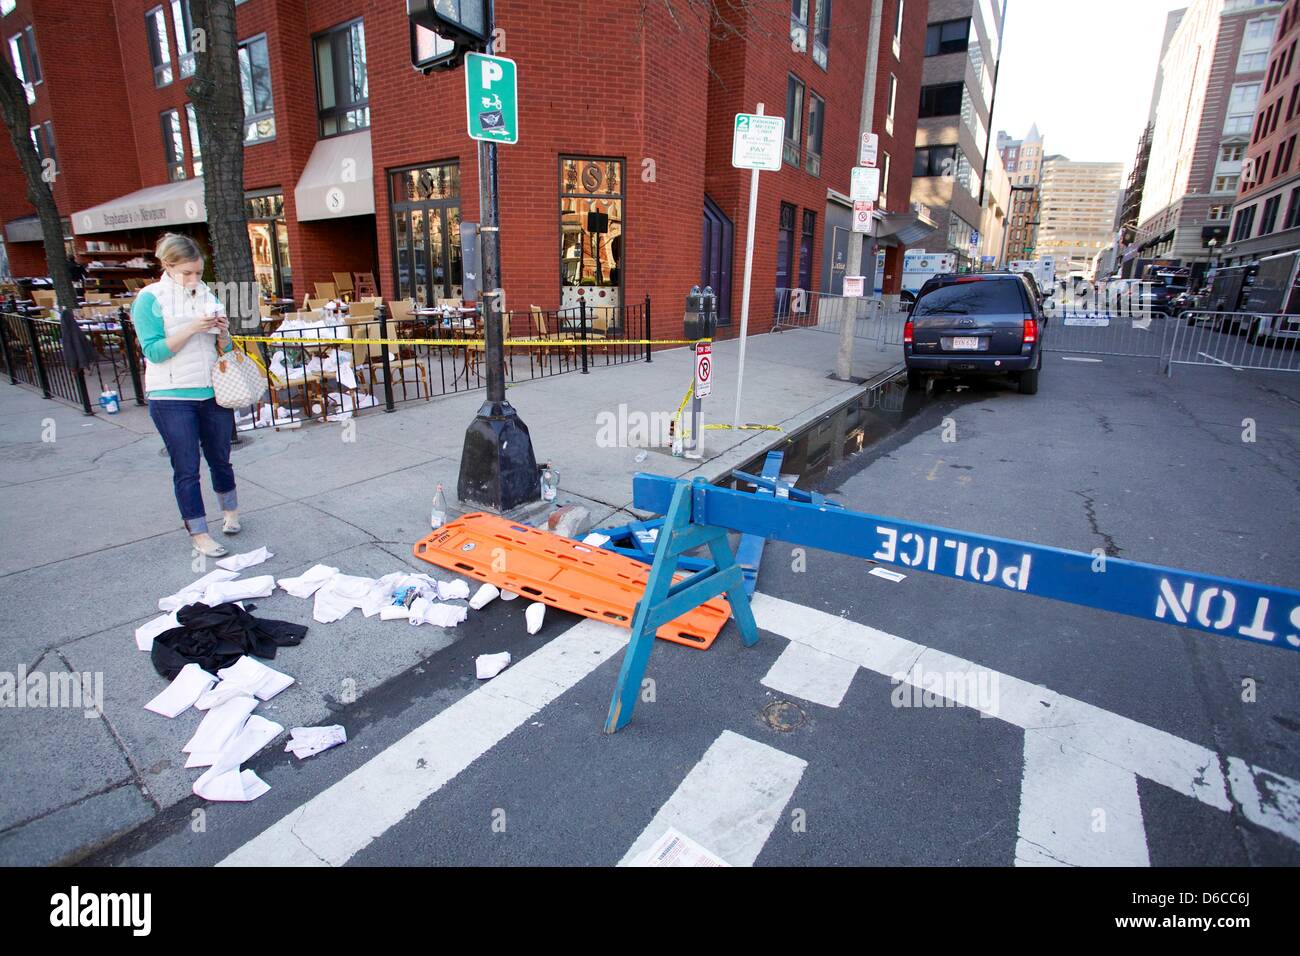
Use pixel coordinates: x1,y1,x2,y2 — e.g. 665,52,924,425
132,290,233,400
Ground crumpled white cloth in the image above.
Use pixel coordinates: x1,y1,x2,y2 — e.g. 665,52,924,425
278,564,339,599
284,725,347,759
476,652,511,679
407,597,469,628
159,569,240,612
214,656,294,701
183,694,258,759
193,767,271,802
144,663,216,718
435,579,470,601
379,604,410,621
360,573,468,617
191,712,283,802
313,573,376,623
135,611,180,652
216,546,274,572
200,575,276,606
194,680,255,711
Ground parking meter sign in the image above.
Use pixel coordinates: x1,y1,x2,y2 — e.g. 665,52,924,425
732,114,785,170
695,344,713,399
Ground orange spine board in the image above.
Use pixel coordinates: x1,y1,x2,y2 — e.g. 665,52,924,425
412,513,729,650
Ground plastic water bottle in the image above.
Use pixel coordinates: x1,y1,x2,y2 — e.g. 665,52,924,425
540,466,558,502
430,483,448,529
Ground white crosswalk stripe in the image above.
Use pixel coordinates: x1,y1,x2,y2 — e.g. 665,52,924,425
219,619,628,867
216,593,1300,867
748,592,1300,862
618,730,807,867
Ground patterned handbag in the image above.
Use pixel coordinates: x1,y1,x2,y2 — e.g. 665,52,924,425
211,341,267,409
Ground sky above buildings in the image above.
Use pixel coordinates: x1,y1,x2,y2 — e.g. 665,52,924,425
992,0,1186,169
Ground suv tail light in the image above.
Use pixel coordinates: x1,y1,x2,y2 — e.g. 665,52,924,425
1022,318,1037,344
904,320,914,344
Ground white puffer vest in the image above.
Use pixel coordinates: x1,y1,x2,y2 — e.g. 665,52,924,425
142,273,225,393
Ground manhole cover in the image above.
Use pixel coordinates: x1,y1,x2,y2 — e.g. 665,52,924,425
762,699,807,733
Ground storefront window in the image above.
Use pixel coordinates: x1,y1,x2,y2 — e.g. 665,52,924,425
390,162,462,305
245,191,290,299
559,157,624,311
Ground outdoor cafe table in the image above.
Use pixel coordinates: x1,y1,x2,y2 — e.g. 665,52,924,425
410,307,483,385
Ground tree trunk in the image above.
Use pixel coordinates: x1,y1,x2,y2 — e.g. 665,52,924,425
188,0,256,331
0,57,77,309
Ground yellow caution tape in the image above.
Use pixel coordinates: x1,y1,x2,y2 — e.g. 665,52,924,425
672,379,781,437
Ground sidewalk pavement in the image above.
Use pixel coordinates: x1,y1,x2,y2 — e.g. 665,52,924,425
0,325,901,864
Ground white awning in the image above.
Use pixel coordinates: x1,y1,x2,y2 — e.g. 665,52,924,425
294,130,374,222
72,179,207,235
4,215,42,243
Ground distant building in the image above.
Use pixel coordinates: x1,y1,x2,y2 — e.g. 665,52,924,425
1037,156,1125,278
1222,0,1300,266
1136,0,1285,281
910,0,1008,271
998,124,1045,260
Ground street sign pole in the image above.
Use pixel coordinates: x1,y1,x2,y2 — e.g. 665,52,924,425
456,6,540,513
733,104,765,431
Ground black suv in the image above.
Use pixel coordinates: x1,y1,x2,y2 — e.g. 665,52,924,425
904,272,1045,395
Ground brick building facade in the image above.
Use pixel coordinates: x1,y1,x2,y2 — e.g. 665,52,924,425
1,0,927,337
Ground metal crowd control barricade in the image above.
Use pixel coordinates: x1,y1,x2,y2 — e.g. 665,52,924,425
1167,310,1300,376
604,473,1300,733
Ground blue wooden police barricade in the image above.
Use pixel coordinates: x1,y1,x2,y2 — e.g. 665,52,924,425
604,473,1300,733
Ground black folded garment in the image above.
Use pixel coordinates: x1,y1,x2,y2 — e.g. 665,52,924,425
150,602,308,680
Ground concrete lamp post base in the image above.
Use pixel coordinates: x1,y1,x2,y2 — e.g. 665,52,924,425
456,399,541,513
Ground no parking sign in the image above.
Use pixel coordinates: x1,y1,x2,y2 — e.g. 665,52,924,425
695,343,713,399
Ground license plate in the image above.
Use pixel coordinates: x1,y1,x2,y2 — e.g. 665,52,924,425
951,336,980,350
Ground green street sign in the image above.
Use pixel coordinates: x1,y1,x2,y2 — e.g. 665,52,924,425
465,51,518,144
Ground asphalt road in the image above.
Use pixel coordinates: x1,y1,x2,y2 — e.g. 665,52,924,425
88,351,1300,866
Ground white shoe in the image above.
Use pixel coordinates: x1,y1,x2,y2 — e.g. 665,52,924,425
191,534,228,558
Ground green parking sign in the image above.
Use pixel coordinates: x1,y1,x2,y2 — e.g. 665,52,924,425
465,51,518,144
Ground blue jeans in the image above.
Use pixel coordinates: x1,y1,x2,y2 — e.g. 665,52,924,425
149,398,238,535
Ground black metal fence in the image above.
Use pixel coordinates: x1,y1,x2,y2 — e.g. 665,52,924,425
0,297,654,430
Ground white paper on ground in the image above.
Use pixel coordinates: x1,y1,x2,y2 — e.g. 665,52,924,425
525,602,546,635
201,575,276,606
475,652,511,679
868,567,906,583
216,656,295,701
469,583,499,610
183,694,258,756
277,564,338,599
193,767,271,802
284,725,347,759
636,828,731,867
582,532,611,547
135,611,180,652
215,546,274,572
143,663,216,718
159,568,240,612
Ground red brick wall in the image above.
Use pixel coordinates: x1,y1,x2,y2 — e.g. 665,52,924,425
0,0,141,275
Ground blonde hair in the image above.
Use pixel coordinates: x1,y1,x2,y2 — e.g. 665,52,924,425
154,233,204,268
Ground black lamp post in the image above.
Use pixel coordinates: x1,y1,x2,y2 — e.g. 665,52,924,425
409,0,540,511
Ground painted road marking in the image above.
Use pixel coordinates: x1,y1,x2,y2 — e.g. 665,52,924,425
762,641,860,708
618,730,807,867
1015,733,1149,867
748,593,1300,855
218,619,628,867
1061,356,1103,363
